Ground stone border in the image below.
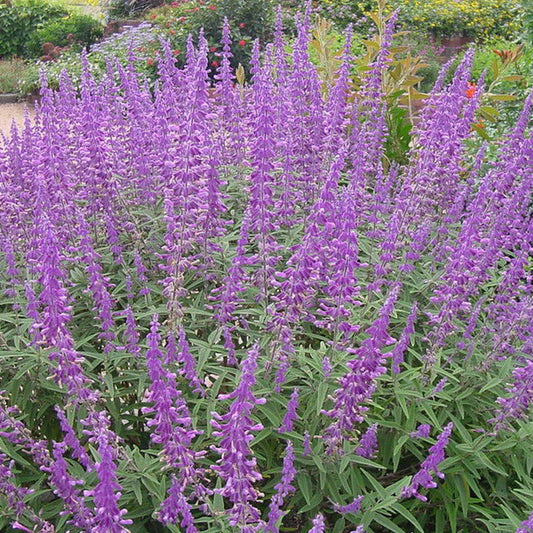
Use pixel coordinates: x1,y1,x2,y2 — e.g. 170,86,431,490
0,94,20,104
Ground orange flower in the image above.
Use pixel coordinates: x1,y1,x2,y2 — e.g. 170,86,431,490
465,82,476,99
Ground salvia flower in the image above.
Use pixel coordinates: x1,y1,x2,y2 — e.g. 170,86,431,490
211,343,266,531
265,440,296,532
334,495,364,515
309,513,326,533
142,315,204,527
402,422,453,501
410,424,432,439
82,410,132,532
279,388,299,433
356,424,378,459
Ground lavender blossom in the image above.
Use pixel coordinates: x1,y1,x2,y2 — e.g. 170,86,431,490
402,422,453,501
391,302,418,374
279,388,299,433
334,495,363,515
410,424,431,439
309,513,326,533
265,440,296,532
490,361,533,431
211,343,266,532
356,424,378,459
324,284,401,449
142,315,204,528
82,410,132,532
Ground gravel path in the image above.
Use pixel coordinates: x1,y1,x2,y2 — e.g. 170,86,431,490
0,103,35,136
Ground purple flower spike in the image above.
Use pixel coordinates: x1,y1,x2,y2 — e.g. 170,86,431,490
82,411,132,533
142,315,204,528
334,495,363,515
211,343,266,531
265,440,296,532
410,424,432,439
402,422,453,501
490,361,533,431
279,388,299,433
356,424,378,459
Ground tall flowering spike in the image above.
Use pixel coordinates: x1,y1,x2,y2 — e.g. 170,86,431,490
490,361,533,431
42,442,94,530
356,424,378,459
314,153,364,340
334,495,363,515
266,441,296,533
211,343,266,532
78,220,116,352
215,17,235,103
273,4,289,79
391,302,418,374
349,11,397,184
142,315,205,528
33,213,97,405
323,24,353,156
210,209,252,366
402,422,453,502
55,406,93,471
159,28,213,327
324,284,401,450
248,42,282,300
82,410,132,533
176,325,204,396
0,453,55,531
279,388,300,433
309,513,326,533
121,305,141,358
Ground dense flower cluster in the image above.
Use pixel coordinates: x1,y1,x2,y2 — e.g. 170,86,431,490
0,3,531,532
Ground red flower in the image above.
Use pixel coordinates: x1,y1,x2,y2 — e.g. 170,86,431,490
211,60,219,67
150,13,156,19
179,16,186,22
173,49,181,55
238,39,246,46
210,46,217,52
239,22,245,28
147,58,155,66
208,4,216,9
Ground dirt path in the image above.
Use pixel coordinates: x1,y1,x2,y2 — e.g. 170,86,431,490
0,103,35,137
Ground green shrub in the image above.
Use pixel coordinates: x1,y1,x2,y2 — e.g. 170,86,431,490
149,0,275,75
0,0,68,58
107,0,163,20
25,13,104,58
393,0,523,41
314,0,523,41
